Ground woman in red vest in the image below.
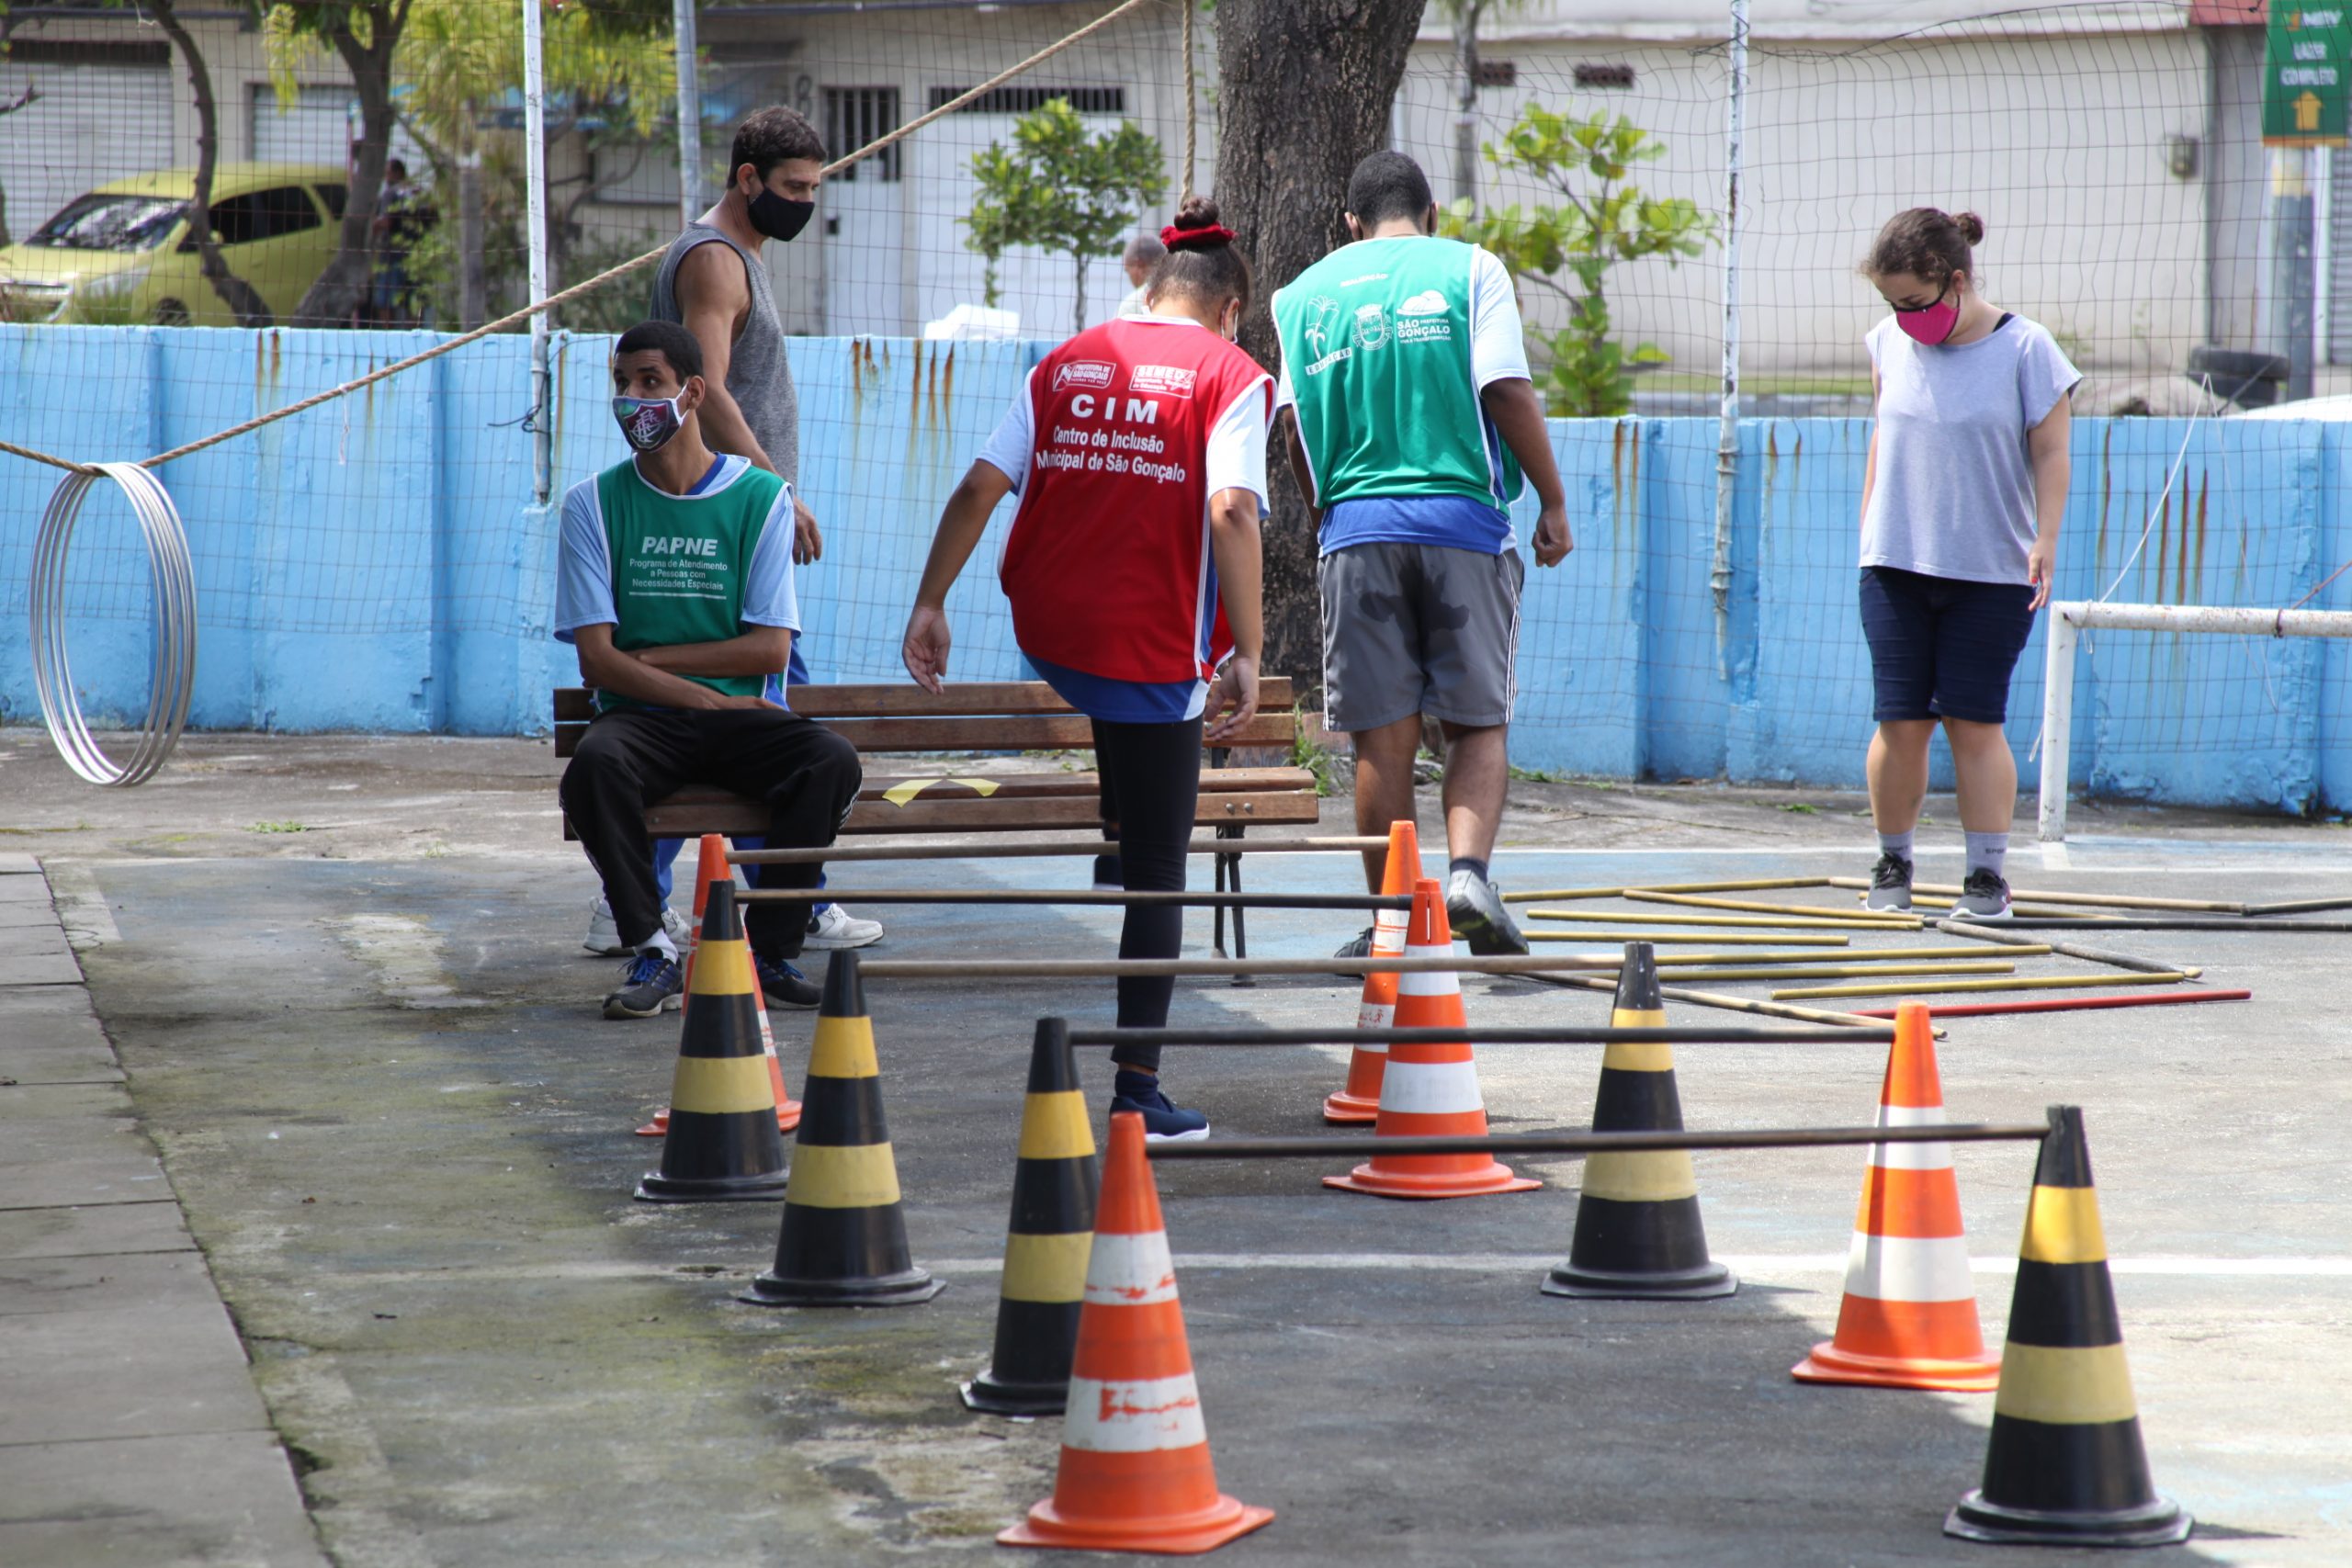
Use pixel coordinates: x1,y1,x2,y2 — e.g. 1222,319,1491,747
902,197,1272,1141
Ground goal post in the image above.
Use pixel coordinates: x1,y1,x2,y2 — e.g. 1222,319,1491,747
2038,601,2352,841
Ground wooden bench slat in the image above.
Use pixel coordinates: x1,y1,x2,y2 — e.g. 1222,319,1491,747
820,713,1295,752
586,786,1322,841
638,767,1315,809
781,677,1296,719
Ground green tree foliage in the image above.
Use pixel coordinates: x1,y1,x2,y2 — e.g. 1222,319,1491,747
964,97,1166,337
1441,104,1713,417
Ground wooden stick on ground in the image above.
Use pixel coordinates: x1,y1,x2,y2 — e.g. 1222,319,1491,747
1771,971,2190,1001
1499,877,1833,904
1825,875,2245,915
737,888,1404,909
729,835,1385,865
1935,919,2201,979
1657,961,2015,983
1527,909,1898,931
1522,971,1903,1030
1527,931,1851,948
1625,891,1920,925
855,954,1618,980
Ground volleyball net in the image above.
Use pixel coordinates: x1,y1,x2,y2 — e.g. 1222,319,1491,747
2,2,2345,813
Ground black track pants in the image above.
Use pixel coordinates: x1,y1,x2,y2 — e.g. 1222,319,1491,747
1091,716,1202,1074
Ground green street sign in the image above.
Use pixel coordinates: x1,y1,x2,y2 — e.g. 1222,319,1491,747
2265,5,2352,147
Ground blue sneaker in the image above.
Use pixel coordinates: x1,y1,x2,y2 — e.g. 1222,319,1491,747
753,952,821,1010
602,951,682,1020
1110,1074,1210,1143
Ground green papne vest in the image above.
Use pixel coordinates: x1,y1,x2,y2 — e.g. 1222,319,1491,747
594,457,781,711
1272,236,1522,512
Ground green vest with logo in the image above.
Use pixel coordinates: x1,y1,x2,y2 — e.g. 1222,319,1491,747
594,457,781,711
1272,236,1521,511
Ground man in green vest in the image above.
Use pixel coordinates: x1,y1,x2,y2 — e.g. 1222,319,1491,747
1273,151,1572,955
556,320,863,1020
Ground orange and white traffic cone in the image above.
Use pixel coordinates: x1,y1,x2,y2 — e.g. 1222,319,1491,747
1322,819,1420,1123
999,1110,1273,1555
637,834,802,1137
1792,1000,1999,1392
1323,878,1539,1200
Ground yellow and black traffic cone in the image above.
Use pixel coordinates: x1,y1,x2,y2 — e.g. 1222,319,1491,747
1543,942,1736,1300
634,881,792,1202
1946,1106,2191,1548
962,1017,1098,1415
741,952,943,1307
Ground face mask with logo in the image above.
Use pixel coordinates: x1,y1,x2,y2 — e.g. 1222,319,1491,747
612,393,684,453
746,184,816,243
1893,279,1961,345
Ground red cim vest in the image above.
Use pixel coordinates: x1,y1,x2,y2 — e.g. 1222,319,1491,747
999,319,1270,684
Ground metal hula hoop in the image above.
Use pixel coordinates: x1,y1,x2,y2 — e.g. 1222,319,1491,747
29,461,197,786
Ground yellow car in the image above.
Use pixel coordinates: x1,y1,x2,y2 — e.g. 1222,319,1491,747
0,163,349,326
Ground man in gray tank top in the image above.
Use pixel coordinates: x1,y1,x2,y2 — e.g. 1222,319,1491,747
641,105,888,953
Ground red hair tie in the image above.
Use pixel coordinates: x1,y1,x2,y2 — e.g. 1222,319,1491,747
1161,221,1237,251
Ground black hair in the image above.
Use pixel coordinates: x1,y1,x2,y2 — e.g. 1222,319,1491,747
1148,196,1251,314
1863,208,1985,287
386,157,409,180
731,107,827,182
614,320,704,383
1346,150,1434,229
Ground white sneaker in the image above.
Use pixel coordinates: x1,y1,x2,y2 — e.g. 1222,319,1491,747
805,902,885,950
583,897,692,954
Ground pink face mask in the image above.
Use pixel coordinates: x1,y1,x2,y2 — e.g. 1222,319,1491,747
1893,280,1961,345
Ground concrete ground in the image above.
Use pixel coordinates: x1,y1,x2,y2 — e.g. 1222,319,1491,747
3,726,2348,1566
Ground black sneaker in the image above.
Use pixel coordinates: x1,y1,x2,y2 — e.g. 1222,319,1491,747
1091,853,1123,892
1332,926,1375,979
753,952,822,1009
602,951,683,1020
1865,852,1914,912
1954,868,2013,920
1109,1083,1210,1142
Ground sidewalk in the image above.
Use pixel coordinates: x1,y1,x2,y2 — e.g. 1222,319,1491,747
0,852,323,1568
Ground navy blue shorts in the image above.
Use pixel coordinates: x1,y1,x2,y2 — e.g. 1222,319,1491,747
1857,567,2037,725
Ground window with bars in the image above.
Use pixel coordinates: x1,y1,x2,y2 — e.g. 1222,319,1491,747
926,85,1125,116
824,88,901,182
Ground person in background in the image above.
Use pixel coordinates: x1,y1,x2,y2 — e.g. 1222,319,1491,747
901,197,1271,1142
1272,151,1571,958
614,104,882,955
368,159,434,328
1856,208,2075,919
557,321,860,1019
1114,232,1164,318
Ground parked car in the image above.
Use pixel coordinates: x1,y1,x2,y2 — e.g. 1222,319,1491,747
0,163,348,326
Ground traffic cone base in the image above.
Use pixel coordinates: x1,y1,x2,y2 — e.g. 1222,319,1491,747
1322,820,1419,1123
741,953,941,1308
1797,1002,1996,1389
1001,1484,1273,1555
1945,1106,2189,1548
634,885,790,1203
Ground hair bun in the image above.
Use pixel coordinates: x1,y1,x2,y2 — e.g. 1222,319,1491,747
1954,211,1985,245
1161,195,1238,254
1174,195,1220,232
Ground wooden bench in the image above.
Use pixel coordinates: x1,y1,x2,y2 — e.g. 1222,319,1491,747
551,679,1322,956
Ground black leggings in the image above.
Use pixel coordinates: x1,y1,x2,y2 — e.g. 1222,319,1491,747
1092,716,1202,1074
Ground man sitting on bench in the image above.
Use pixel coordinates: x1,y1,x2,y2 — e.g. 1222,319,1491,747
556,320,862,1020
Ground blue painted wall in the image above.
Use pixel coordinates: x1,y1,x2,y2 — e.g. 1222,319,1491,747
5,324,2349,815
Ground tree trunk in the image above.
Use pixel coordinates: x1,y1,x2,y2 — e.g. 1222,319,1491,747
292,3,404,327
458,151,486,330
1451,0,1487,209
1214,0,1430,682
1072,250,1088,337
153,0,273,328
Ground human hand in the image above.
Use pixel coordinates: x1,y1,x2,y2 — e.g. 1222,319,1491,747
2027,535,2056,612
1532,502,1574,568
902,604,951,693
1203,655,1260,745
794,497,823,565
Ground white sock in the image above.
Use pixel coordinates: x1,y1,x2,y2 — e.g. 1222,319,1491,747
639,930,678,963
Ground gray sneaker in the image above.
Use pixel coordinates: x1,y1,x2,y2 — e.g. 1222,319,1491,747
1445,869,1528,955
1864,852,1914,912
1954,868,2012,920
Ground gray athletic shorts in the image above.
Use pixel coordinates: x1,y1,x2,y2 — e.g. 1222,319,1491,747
1318,541,1523,732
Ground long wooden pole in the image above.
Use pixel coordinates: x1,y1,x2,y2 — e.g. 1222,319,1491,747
729,835,1385,865
1527,909,1904,931
1935,919,2200,978
1825,875,2245,915
1771,971,2190,1001
1662,961,2015,983
1528,931,1851,947
1499,877,1832,903
855,954,1617,980
1626,891,1918,925
1521,971,1897,1030
1147,1119,2055,1162
737,888,1405,909
1650,942,2051,965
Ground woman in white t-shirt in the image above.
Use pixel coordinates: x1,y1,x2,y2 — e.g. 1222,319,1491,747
1857,209,2079,919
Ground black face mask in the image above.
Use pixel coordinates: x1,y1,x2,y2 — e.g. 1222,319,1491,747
746,186,815,243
